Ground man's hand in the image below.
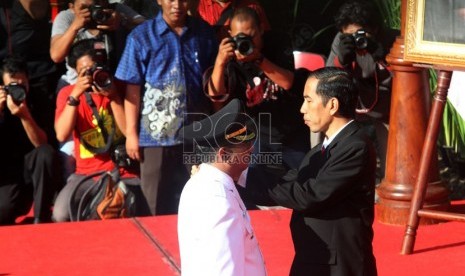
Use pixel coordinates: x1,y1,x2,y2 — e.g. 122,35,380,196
0,87,6,113
1,86,29,117
190,164,200,176
337,34,356,66
73,67,93,97
5,94,29,118
97,9,120,31
125,132,140,161
71,5,91,31
215,37,236,67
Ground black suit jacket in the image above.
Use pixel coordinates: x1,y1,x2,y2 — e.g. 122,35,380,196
246,122,377,276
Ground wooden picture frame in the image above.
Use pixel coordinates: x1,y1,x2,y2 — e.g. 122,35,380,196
405,0,465,69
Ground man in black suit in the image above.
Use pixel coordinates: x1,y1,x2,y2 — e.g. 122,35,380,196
245,67,377,276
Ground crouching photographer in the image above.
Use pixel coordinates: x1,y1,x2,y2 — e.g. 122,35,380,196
0,56,60,225
53,39,148,222
205,7,310,178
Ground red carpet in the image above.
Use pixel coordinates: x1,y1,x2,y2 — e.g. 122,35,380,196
1,204,465,275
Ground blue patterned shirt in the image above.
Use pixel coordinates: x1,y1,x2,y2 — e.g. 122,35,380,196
115,13,217,147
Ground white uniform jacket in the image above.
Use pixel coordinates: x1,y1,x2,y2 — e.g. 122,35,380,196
178,164,267,276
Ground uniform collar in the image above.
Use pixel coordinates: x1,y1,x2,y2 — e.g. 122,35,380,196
200,163,236,190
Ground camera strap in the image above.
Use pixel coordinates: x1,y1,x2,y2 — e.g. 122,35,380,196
80,92,115,154
355,63,380,114
227,61,256,89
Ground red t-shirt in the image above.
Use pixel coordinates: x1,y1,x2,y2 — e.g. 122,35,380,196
198,0,271,39
55,85,136,178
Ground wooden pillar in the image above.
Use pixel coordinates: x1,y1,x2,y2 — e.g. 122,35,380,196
375,0,450,225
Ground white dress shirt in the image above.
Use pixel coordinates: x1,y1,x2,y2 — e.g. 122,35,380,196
322,120,355,150
178,164,267,276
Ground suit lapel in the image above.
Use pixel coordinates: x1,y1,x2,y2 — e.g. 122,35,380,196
298,122,360,179
325,121,359,157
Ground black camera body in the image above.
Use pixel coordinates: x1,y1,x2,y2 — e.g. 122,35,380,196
112,144,137,169
3,83,26,104
90,4,112,25
352,29,368,50
231,33,254,56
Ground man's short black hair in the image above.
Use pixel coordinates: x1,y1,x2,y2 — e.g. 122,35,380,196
67,39,99,69
308,67,358,119
1,55,28,80
230,6,261,29
334,0,381,31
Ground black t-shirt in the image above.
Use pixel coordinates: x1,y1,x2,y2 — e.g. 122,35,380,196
0,107,35,184
203,32,310,145
0,0,55,80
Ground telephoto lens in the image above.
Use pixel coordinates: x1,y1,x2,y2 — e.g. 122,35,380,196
232,33,254,56
92,67,112,90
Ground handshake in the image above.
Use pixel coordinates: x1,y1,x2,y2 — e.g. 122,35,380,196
337,29,386,66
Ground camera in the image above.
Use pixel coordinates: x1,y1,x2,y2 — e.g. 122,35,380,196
85,41,112,91
2,83,26,104
352,29,368,50
231,33,254,56
86,64,112,91
89,1,112,25
112,144,137,169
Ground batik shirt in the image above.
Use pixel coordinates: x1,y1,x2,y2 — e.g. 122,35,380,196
115,13,217,147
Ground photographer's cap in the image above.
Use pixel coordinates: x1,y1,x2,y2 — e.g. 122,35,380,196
180,99,256,148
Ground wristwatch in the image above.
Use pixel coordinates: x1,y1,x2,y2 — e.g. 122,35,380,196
67,96,80,106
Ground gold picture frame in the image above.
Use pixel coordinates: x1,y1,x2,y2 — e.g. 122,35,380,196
405,0,465,69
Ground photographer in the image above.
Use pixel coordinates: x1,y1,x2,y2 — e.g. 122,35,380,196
0,56,60,225
53,39,145,222
51,0,145,92
51,0,144,185
206,7,310,171
326,0,399,184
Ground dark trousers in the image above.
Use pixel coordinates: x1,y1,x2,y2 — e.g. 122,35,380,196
140,145,189,215
0,144,60,224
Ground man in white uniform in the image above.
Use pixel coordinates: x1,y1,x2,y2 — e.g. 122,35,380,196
178,99,266,276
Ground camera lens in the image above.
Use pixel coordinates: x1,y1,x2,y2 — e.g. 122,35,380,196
237,40,253,56
354,36,368,50
352,30,368,50
93,68,112,89
233,33,254,56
